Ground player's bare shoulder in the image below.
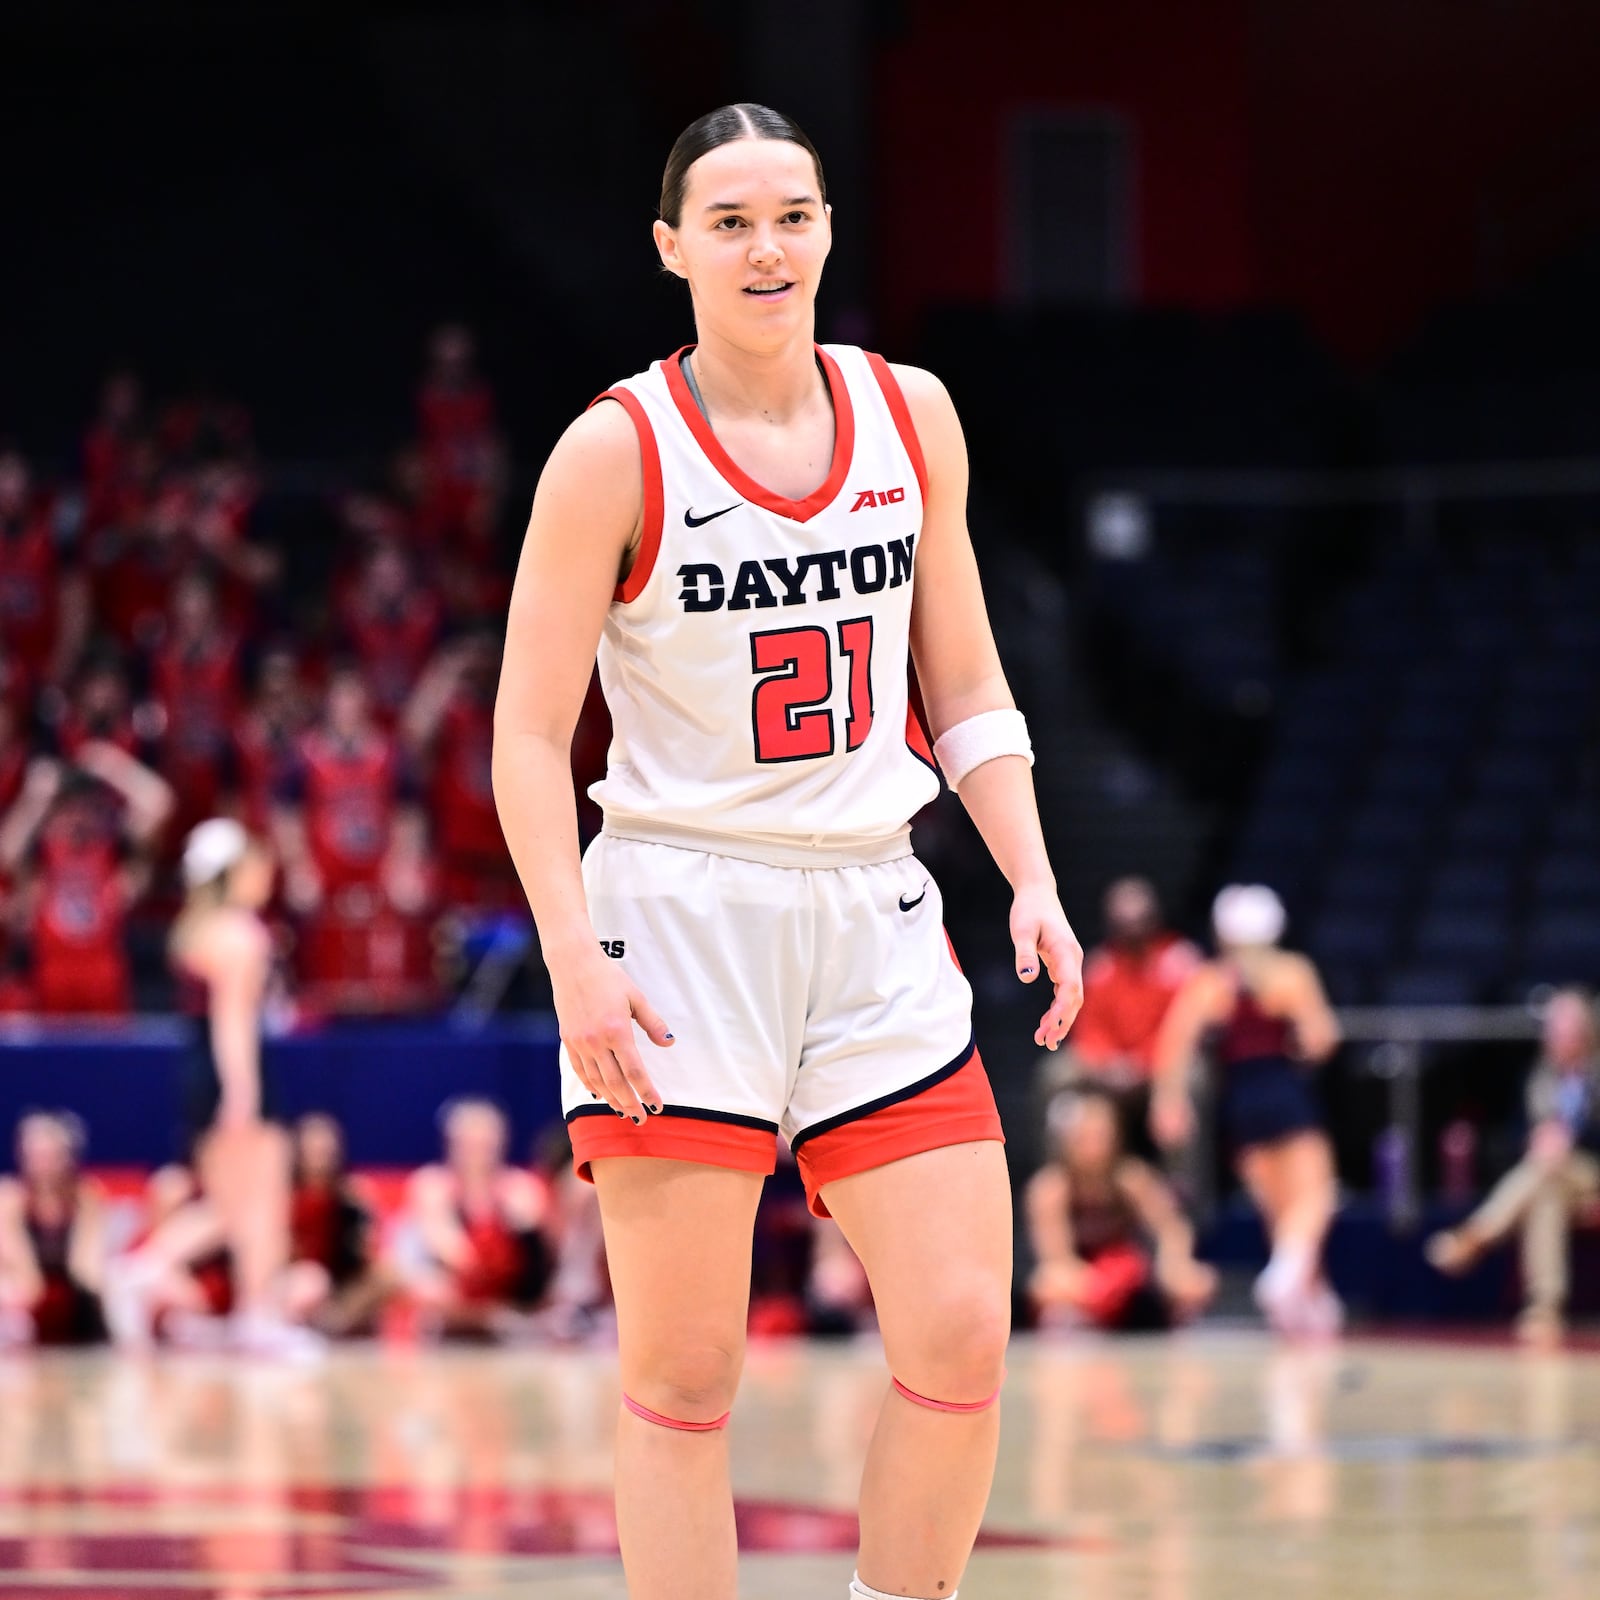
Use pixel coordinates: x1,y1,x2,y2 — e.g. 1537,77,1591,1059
524,398,644,572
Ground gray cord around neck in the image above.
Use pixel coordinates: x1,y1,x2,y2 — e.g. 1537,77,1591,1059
678,349,828,423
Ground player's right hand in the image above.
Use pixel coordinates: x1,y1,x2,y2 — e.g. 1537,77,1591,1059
552,947,672,1125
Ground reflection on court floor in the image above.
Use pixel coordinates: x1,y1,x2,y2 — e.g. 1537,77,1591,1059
0,1333,1595,1598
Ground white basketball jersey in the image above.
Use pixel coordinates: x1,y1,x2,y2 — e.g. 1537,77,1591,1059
587,343,940,855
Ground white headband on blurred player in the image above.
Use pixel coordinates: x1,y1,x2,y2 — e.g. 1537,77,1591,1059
931,709,1034,791
1212,884,1286,947
182,817,249,889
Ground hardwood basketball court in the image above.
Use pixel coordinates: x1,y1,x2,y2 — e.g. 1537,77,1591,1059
1,1331,1595,1597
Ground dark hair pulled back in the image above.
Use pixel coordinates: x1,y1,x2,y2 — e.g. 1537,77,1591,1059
659,103,826,227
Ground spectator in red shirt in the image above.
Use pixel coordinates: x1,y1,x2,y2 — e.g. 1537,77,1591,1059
273,665,427,907
402,633,519,910
273,666,435,1012
82,370,147,538
337,540,442,724
235,645,314,835
54,652,149,763
0,744,174,1015
147,569,242,841
94,477,197,653
0,1112,108,1348
1042,877,1200,1141
394,1098,555,1341
0,447,89,703
413,323,504,549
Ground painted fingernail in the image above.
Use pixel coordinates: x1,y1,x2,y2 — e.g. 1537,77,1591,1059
1021,966,1036,976
591,1092,600,1100
631,1114,643,1126
664,1032,675,1041
648,1103,662,1114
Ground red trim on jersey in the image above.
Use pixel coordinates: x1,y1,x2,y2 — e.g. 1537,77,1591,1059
662,345,856,524
906,667,939,776
865,351,929,504
590,388,665,604
794,1051,1003,1220
567,1108,777,1184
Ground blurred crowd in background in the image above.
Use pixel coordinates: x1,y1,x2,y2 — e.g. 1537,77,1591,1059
0,327,614,1020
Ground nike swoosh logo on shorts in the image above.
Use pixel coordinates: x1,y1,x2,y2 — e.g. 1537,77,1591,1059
898,888,927,912
684,504,740,527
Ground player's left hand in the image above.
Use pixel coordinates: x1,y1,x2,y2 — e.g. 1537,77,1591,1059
1011,883,1083,1050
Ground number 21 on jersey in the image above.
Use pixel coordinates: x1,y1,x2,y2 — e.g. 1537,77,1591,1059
750,618,874,763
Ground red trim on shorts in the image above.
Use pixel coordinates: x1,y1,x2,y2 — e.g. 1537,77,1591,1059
793,1048,1004,1220
865,351,928,503
589,388,665,603
662,345,856,523
567,1107,778,1184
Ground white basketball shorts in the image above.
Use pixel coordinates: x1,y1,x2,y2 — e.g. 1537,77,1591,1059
560,829,1003,1217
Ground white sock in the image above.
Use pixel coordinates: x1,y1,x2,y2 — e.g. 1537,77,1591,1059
851,1575,956,1600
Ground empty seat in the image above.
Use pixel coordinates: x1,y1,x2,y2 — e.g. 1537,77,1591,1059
1450,802,1535,853
1428,859,1514,908
1531,853,1600,907
1307,909,1396,969
1521,912,1600,982
1380,969,1478,1007
1368,753,1452,803
1345,801,1430,852
1412,911,1512,979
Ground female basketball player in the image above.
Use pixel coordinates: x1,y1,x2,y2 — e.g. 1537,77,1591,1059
1152,885,1343,1336
169,817,313,1357
494,104,1084,1600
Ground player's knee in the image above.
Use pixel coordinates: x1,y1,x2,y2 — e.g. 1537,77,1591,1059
893,1278,1010,1400
631,1336,744,1423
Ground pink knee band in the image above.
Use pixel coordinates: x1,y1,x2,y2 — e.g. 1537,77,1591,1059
891,1373,1004,1414
622,1393,731,1432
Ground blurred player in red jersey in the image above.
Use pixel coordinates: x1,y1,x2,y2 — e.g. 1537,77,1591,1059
1026,1086,1215,1333
0,1112,108,1348
337,540,442,724
234,644,314,835
0,741,174,1015
403,633,520,910
146,569,242,843
0,447,89,703
395,1098,556,1340
280,1112,394,1336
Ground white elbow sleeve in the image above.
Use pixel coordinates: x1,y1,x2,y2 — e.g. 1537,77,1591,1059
931,708,1034,791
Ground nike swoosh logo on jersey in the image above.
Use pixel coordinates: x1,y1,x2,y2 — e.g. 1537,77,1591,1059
684,504,740,527
898,888,927,912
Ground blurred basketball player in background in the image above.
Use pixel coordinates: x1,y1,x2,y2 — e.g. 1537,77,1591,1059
1427,986,1600,1344
169,818,314,1357
0,1111,107,1348
1027,1085,1216,1332
1153,885,1343,1336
